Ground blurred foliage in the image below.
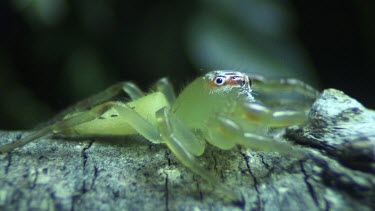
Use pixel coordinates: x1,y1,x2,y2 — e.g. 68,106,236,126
186,0,316,82
0,0,374,129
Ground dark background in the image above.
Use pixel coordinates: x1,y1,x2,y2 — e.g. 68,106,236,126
0,1,374,130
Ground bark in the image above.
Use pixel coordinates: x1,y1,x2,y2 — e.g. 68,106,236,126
0,89,374,211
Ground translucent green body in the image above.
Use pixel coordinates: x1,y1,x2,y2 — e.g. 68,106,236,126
0,71,319,202
172,78,241,129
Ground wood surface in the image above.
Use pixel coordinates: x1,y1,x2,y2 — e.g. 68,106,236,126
0,89,374,211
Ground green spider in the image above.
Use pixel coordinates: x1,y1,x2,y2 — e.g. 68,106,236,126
0,71,318,200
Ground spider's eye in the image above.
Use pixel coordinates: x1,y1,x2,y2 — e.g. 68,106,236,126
215,77,225,85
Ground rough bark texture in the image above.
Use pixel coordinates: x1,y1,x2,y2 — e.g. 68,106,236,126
0,89,374,211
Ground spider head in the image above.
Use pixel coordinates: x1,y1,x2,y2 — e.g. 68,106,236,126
204,71,254,101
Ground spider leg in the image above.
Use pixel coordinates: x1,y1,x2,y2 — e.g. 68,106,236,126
233,102,310,127
155,78,176,105
49,81,145,123
205,115,306,157
69,82,144,113
0,103,113,153
155,107,240,201
108,102,162,143
251,75,319,98
204,102,311,156
121,82,145,100
251,75,319,108
156,107,205,156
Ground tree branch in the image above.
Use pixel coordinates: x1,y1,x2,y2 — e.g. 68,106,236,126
1,89,374,210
